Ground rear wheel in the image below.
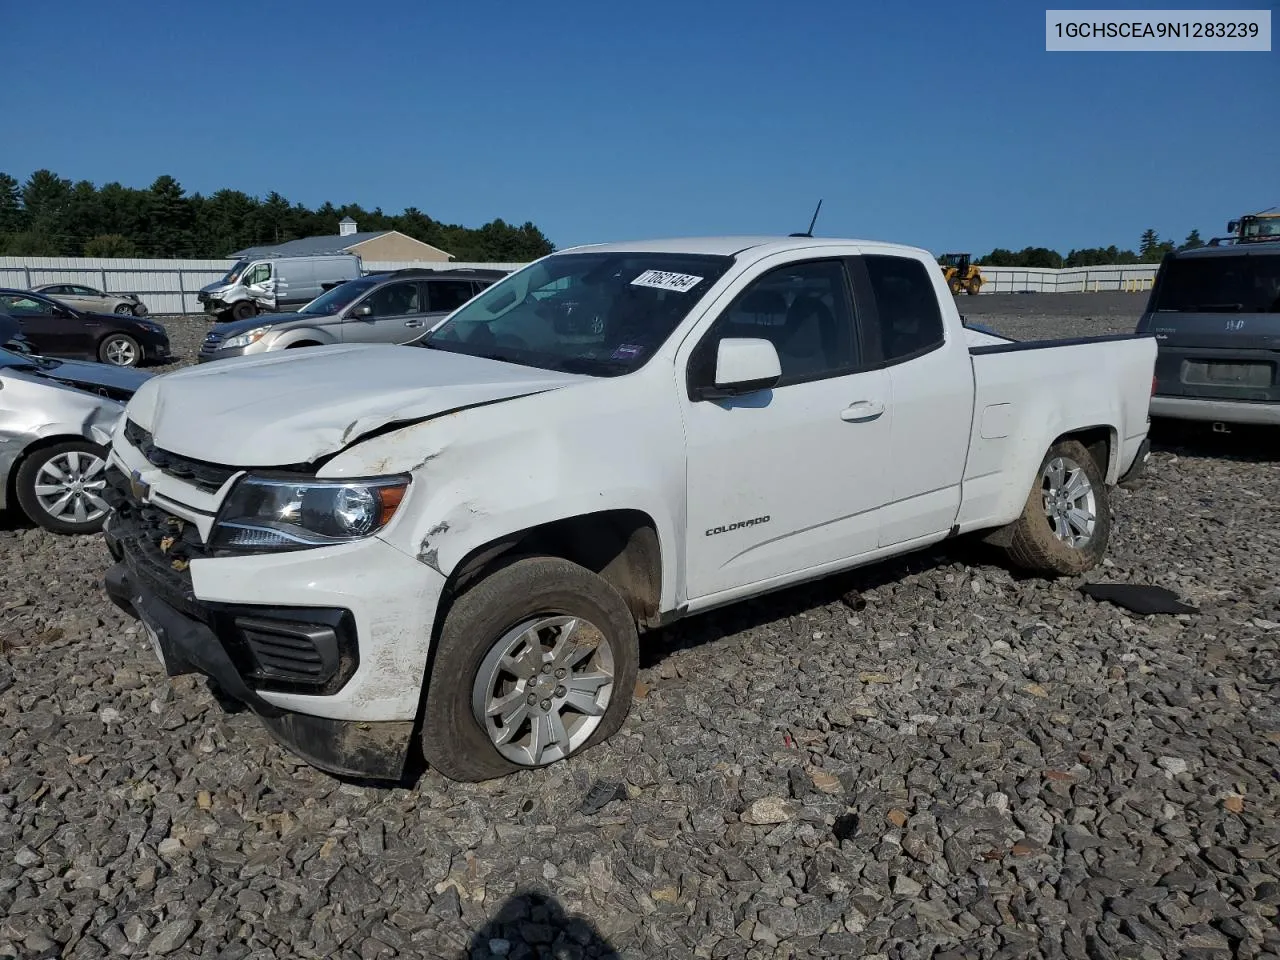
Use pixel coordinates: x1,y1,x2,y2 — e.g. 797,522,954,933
231,301,257,321
98,333,141,367
14,440,111,535
1003,439,1110,576
966,278,982,295
949,278,963,296
421,556,639,782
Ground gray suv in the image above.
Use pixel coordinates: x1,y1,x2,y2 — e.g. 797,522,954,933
197,268,509,362
1137,241,1280,427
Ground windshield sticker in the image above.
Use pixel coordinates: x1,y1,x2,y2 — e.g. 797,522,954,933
610,343,645,361
630,270,704,293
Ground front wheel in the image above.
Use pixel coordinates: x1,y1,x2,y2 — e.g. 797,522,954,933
98,333,141,367
14,440,111,535
114,303,132,315
421,556,639,782
1002,439,1111,576
231,301,257,321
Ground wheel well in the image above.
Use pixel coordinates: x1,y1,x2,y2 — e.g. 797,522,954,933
4,435,101,511
444,510,662,627
1053,425,1113,479
286,340,321,348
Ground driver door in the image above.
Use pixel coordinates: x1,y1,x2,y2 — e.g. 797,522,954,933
243,262,277,310
0,294,93,357
678,256,892,600
343,281,428,344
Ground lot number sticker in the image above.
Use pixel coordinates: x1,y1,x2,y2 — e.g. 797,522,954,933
631,270,704,293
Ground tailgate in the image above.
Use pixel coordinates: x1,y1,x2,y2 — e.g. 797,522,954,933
1144,311,1280,403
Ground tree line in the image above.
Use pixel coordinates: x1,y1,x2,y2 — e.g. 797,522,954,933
972,228,1206,269
0,170,556,263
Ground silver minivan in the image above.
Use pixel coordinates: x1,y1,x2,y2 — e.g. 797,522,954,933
197,268,508,362
196,254,363,322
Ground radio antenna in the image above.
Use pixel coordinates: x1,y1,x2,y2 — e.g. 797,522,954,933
789,199,823,237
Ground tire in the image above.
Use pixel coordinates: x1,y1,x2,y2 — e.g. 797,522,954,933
949,279,963,296
114,303,132,315
421,556,639,782
966,280,982,295
14,440,111,535
231,301,257,321
98,333,141,367
1003,439,1110,576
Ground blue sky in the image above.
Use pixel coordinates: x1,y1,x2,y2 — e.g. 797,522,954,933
5,0,1277,255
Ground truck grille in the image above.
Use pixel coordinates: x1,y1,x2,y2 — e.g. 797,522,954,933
103,464,212,621
124,420,238,494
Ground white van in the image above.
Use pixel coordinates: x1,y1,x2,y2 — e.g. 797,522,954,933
196,254,363,321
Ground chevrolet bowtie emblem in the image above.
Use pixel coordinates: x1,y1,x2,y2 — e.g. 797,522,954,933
129,469,150,502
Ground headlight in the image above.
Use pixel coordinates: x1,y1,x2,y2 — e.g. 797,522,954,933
134,320,163,334
212,475,410,551
222,326,272,349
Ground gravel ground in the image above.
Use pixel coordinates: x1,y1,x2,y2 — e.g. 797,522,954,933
2,296,1278,960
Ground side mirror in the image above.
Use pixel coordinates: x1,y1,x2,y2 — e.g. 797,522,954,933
354,304,374,317
694,337,781,400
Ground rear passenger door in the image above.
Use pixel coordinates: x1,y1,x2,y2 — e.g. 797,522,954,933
851,254,976,547
679,256,892,599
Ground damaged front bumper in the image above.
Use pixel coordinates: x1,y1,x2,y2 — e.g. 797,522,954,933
102,556,416,780
99,462,445,781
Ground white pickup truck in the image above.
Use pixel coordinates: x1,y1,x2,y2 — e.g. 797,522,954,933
100,236,1157,782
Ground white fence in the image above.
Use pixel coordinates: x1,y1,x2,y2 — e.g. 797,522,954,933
1,256,1161,313
977,265,1158,294
0,257,528,315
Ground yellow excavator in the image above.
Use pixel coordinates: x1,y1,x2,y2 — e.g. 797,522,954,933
939,253,985,295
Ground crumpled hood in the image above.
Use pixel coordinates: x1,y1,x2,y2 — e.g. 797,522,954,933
124,344,587,465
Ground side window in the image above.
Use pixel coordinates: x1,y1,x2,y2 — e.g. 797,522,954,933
44,285,68,295
863,255,945,363
427,280,478,313
690,259,860,388
246,263,272,285
71,285,97,295
359,281,421,317
0,294,58,316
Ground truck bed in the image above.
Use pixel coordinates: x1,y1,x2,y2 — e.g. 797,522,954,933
953,331,1157,535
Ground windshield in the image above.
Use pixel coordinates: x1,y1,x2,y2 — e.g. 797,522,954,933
1154,254,1280,313
221,259,250,284
421,252,734,375
1242,217,1280,240
299,277,380,315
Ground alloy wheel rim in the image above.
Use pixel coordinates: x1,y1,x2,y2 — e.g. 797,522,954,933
472,615,615,767
33,451,109,525
1041,455,1096,548
105,338,137,365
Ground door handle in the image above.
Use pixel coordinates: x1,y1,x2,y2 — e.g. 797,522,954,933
404,319,425,328
841,400,884,423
